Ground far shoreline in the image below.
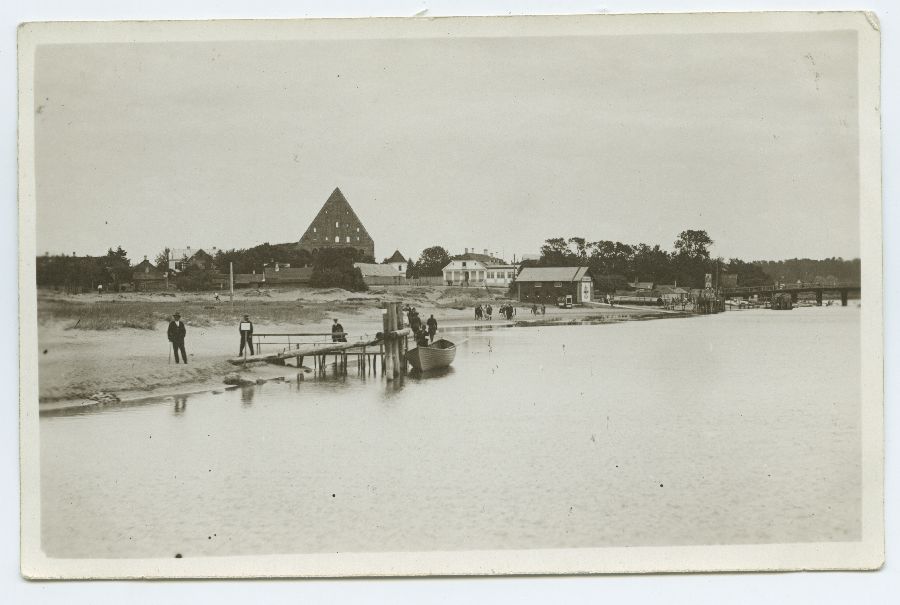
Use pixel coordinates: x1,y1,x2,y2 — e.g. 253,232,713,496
37,294,685,413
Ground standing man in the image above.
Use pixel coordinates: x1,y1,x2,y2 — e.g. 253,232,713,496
167,312,187,364
426,314,438,343
239,314,254,356
97,283,103,296
332,318,346,342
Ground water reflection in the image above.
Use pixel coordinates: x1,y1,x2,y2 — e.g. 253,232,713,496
173,395,188,415
239,385,255,406
408,366,455,381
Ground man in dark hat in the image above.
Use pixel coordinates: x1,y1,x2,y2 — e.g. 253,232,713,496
332,318,346,342
167,312,187,364
239,314,254,356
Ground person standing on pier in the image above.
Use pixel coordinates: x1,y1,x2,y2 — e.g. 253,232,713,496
332,318,347,342
426,314,438,343
239,314,255,356
167,312,187,364
408,308,422,333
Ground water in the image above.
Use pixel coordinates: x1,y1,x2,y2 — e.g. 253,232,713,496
40,307,861,558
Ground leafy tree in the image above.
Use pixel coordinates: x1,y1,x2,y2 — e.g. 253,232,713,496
215,243,315,274
415,246,451,276
174,265,215,291
154,247,171,271
310,248,368,291
724,258,772,287
539,237,576,265
673,230,713,260
101,246,132,289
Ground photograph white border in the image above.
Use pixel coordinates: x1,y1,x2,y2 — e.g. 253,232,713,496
16,10,883,580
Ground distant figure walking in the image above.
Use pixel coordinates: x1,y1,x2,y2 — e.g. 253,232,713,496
541,303,546,315
332,318,346,342
239,314,255,356
475,305,483,321
167,313,187,364
531,303,537,315
486,304,493,320
426,314,438,343
97,284,103,296
408,308,422,333
214,292,220,302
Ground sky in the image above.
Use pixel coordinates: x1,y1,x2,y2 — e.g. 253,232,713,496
33,30,860,264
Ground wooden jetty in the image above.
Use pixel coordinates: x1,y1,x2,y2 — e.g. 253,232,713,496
227,302,412,380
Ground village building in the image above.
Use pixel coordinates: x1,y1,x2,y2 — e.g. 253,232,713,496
383,250,407,274
442,248,511,286
514,266,593,304
297,187,375,259
628,280,655,291
131,257,168,291
453,248,506,265
355,262,407,286
484,263,518,287
168,246,219,272
263,266,313,285
656,284,690,302
233,272,266,288
442,259,486,286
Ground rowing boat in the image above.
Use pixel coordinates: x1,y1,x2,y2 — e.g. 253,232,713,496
406,339,456,372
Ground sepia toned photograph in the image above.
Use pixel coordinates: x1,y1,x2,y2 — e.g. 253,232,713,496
17,12,883,578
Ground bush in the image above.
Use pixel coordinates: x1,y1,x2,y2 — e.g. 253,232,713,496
310,248,368,292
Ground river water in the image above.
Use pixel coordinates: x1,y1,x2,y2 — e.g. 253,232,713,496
40,307,861,558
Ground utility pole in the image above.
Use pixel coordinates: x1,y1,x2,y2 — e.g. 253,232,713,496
229,262,234,308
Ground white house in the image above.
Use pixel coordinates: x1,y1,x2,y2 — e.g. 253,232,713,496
485,264,518,287
442,259,486,286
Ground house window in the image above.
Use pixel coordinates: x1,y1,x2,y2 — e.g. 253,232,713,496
345,236,350,243
535,282,542,288
356,236,360,241
313,227,317,233
356,227,360,232
462,261,467,267
554,282,562,288
334,236,339,243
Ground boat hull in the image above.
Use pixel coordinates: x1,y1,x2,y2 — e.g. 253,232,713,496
406,339,456,372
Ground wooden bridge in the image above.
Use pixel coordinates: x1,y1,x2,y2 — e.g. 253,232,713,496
226,303,413,380
722,281,860,306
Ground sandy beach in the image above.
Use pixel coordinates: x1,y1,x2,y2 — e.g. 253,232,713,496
36,285,673,408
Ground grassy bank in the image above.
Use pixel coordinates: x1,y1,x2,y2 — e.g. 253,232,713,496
38,298,371,331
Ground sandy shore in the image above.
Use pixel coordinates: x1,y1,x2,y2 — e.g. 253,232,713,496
36,286,674,409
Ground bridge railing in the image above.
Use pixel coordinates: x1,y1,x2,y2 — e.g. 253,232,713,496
722,282,860,295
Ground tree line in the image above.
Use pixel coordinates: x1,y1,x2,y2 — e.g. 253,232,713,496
36,233,861,293
523,230,772,291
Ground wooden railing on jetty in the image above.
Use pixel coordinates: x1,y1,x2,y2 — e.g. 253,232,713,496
227,302,412,380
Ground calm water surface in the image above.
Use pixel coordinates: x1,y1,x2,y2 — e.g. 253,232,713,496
41,307,861,558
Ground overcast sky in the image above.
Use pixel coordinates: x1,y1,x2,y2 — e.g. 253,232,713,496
34,30,859,263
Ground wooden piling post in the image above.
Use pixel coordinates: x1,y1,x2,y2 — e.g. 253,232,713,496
384,305,395,380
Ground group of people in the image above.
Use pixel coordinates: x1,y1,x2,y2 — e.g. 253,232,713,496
474,304,493,320
166,307,447,364
530,303,547,315
473,303,517,321
406,306,438,347
498,304,516,320
165,312,259,363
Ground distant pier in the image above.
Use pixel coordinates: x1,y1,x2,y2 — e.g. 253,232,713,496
724,282,860,306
